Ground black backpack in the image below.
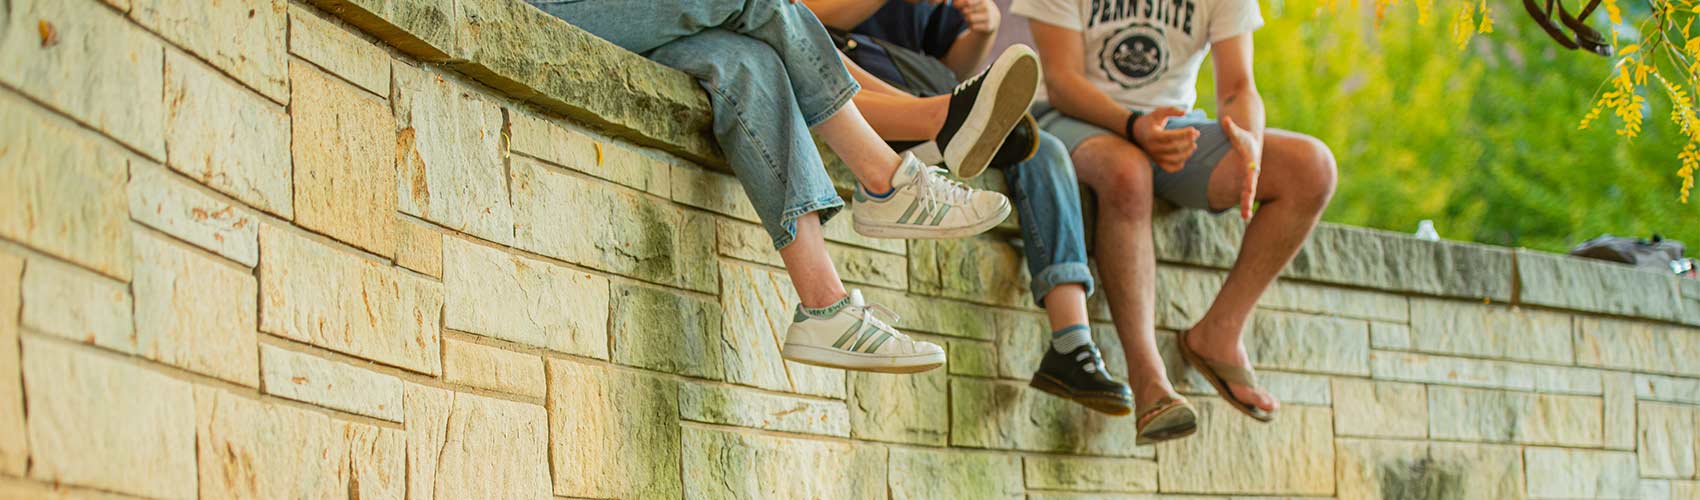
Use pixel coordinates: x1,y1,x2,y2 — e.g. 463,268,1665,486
828,30,959,97
1569,234,1686,270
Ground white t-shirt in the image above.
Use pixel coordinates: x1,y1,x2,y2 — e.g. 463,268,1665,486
1012,0,1263,112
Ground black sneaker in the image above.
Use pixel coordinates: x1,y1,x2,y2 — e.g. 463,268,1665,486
1029,344,1135,416
986,113,1040,170
932,44,1039,180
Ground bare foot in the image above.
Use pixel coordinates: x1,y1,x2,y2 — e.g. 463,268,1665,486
1184,323,1280,413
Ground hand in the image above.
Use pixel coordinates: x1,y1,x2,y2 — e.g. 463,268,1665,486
953,0,1001,34
1131,107,1200,173
1220,115,1262,220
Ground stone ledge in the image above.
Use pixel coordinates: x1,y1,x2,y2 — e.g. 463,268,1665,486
304,0,1695,326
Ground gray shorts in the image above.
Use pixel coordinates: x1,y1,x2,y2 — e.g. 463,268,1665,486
1032,103,1232,213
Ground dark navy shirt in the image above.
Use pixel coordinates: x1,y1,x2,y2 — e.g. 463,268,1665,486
850,1,971,58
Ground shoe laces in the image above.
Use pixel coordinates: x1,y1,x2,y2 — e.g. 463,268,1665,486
1074,346,1108,374
915,166,976,206
952,69,985,97
847,291,916,345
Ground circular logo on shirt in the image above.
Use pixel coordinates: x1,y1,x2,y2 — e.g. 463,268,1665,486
1098,23,1168,89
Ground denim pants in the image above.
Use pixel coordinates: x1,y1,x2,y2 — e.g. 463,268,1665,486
1002,131,1096,306
527,0,859,248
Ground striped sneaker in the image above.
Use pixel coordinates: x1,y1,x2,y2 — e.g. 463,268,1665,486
781,290,945,374
851,152,1011,239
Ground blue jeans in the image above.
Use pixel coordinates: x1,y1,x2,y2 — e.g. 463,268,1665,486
1003,132,1095,306
527,0,859,248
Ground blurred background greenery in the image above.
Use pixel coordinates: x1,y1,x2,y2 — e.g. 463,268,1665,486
1194,0,1698,253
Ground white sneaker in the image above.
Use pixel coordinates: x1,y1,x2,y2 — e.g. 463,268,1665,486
852,153,1011,239
782,290,945,374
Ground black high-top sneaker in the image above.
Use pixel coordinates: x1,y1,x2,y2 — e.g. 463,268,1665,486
930,44,1039,180
1029,344,1135,416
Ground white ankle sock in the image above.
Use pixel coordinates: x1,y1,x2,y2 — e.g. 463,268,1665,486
1051,324,1093,353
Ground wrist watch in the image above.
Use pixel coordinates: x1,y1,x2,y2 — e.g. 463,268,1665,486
1123,110,1145,144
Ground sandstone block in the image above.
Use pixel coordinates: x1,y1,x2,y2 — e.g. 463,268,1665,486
23,337,195,499
678,383,850,437
442,337,545,398
450,0,719,163
908,237,1030,308
394,216,445,278
303,0,458,61
1576,317,1700,377
1519,249,1687,324
1157,399,1334,495
22,255,132,351
0,253,23,475
404,384,551,500
1637,373,1700,405
0,93,133,280
1409,298,1574,364
510,110,674,196
1371,351,1603,395
1335,438,1525,500
511,158,715,291
258,225,442,374
1604,371,1637,450
888,447,1022,500
611,284,723,379
1147,266,1223,330
442,237,608,358
1332,379,1427,439
132,0,288,102
260,344,403,421
1638,401,1697,479
0,0,164,158
129,163,262,267
289,4,390,95
849,369,948,445
670,164,760,222
1524,447,1641,499
393,63,515,245
291,61,398,256
1023,455,1157,493
1370,321,1413,350
132,228,260,386
163,50,294,217
947,339,998,377
1247,311,1371,376
718,262,845,398
1427,386,1603,447
195,386,403,499
1259,279,1410,323
682,426,885,500
716,219,907,289
950,377,1149,458
548,358,682,499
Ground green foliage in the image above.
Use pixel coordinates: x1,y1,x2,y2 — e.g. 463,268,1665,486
1198,0,1698,253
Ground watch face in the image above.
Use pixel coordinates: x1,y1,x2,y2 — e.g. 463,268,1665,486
1099,22,1169,89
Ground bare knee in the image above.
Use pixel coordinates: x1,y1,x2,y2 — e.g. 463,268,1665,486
1077,144,1153,218
1273,134,1337,211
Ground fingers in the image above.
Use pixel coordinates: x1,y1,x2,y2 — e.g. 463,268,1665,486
1240,166,1260,220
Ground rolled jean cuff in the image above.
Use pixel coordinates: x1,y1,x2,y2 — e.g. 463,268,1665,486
1031,262,1095,307
770,195,846,249
802,79,860,128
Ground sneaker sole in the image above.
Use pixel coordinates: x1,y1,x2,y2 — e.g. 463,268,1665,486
781,343,945,374
852,197,1011,240
1029,373,1135,417
945,45,1040,181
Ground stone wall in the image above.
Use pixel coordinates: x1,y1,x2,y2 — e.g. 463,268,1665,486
1,0,1698,498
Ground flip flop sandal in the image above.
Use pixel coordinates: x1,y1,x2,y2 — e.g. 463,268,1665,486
1177,329,1276,423
1135,395,1198,445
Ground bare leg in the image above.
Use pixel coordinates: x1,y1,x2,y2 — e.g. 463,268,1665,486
1185,129,1339,412
1043,284,1091,330
1070,136,1175,410
778,212,850,308
855,92,949,141
814,101,902,193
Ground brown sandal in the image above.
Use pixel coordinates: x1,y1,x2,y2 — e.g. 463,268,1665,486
1177,329,1276,422
1135,395,1198,445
